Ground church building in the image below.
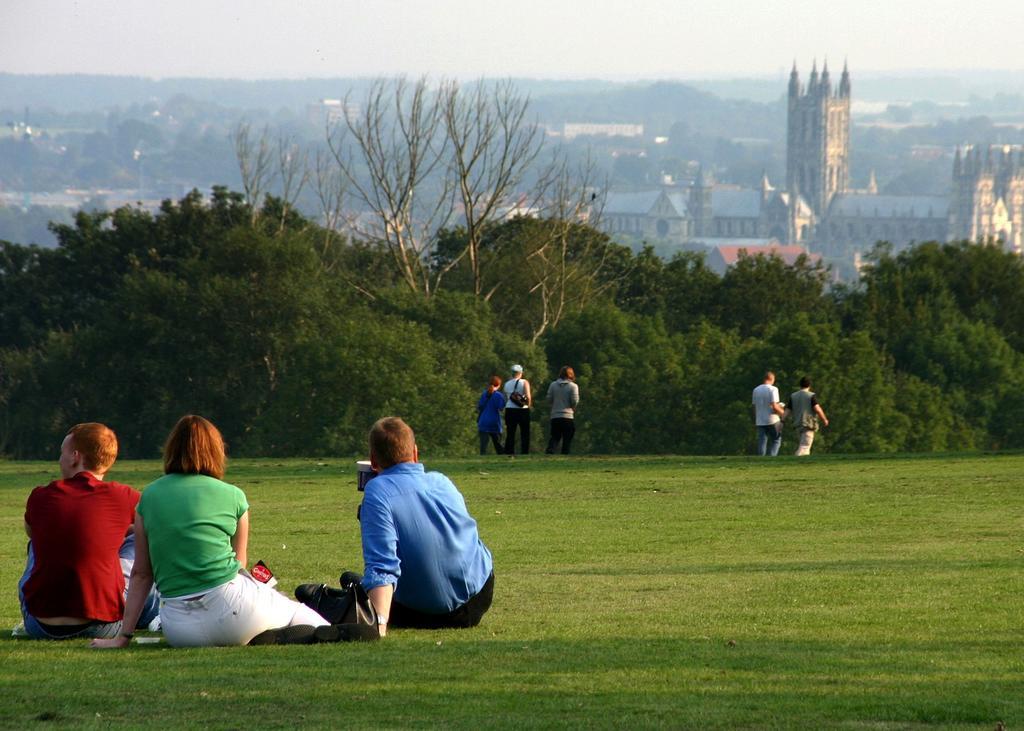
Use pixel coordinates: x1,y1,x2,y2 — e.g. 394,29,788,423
603,62,1024,270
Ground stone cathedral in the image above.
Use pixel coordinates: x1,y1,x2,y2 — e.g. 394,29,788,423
786,60,850,219
603,62,1024,268
787,62,1024,257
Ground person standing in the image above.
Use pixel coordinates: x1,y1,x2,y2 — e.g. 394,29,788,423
787,376,829,456
502,364,532,455
476,375,506,455
546,366,580,455
752,371,785,456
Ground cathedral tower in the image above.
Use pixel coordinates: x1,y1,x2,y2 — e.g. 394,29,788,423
786,60,851,217
950,145,1024,251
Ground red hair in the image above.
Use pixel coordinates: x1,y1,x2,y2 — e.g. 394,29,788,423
67,423,118,473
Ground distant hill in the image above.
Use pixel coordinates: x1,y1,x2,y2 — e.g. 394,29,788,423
530,81,783,139
0,74,385,113
690,69,1024,104
0,73,784,142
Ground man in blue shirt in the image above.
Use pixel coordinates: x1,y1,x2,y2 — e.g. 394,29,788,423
302,417,494,635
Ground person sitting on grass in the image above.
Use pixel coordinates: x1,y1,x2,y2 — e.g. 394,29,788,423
91,415,329,648
297,416,494,636
18,422,160,640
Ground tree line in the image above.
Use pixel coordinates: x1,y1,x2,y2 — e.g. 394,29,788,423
3,183,1024,458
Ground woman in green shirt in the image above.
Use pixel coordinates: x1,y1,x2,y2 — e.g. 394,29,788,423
92,415,328,647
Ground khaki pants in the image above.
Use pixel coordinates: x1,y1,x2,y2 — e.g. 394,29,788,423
795,430,815,456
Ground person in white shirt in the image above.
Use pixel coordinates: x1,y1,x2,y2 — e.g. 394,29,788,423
751,371,785,456
502,364,532,455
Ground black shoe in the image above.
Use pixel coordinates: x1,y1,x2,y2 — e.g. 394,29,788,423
294,583,352,624
339,571,362,589
248,625,318,645
314,623,381,643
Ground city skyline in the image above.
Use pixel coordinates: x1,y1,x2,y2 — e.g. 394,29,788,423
3,0,1023,81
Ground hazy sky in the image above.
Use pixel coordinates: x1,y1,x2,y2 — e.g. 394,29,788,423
3,0,1023,80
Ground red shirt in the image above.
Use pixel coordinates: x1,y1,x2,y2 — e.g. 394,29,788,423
23,472,140,622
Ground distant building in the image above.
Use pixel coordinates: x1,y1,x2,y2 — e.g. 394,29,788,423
602,169,814,253
602,64,1024,275
306,99,360,129
785,64,1024,256
562,123,644,141
816,194,950,255
603,189,691,240
787,60,851,218
705,243,820,276
948,145,1024,252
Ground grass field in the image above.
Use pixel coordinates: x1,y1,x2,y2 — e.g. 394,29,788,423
0,453,1021,729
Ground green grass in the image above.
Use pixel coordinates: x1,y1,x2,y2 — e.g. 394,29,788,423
1,453,1021,729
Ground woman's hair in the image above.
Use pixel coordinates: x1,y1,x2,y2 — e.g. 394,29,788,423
559,365,575,381
163,415,226,479
487,374,502,394
67,423,118,473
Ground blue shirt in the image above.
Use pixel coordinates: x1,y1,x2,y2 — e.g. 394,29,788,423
477,390,505,434
360,462,493,614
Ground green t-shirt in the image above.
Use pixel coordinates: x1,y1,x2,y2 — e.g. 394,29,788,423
138,473,249,598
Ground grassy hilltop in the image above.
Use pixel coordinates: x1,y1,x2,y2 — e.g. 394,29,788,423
0,454,1020,729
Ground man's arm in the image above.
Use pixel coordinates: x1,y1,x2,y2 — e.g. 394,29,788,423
815,404,829,427
24,521,31,539
772,401,786,416
367,584,394,637
360,490,400,637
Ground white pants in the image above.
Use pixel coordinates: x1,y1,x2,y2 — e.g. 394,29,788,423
160,571,329,647
795,430,815,456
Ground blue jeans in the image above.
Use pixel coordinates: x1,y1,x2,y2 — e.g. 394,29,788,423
757,424,782,457
18,533,160,639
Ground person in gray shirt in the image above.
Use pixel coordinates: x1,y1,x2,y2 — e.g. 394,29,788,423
545,366,580,454
787,376,829,456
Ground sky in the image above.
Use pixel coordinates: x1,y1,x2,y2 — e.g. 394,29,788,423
3,0,1023,81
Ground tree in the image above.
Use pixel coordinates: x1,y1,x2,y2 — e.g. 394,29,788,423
716,251,832,337
232,123,273,225
232,123,310,230
439,79,545,297
662,251,721,332
327,77,452,295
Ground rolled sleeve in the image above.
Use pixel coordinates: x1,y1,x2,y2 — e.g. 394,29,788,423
360,489,400,591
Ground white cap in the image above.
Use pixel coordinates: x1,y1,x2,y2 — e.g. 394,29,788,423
511,364,523,373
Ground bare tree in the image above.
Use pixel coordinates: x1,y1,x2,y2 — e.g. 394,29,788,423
276,136,310,233
232,123,274,226
525,152,616,344
327,77,453,295
311,148,348,270
438,79,545,296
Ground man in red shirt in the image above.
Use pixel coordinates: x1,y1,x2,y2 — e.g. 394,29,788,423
18,423,159,639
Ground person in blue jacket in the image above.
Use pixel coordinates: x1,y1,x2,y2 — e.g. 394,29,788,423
477,375,506,455
296,416,494,635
